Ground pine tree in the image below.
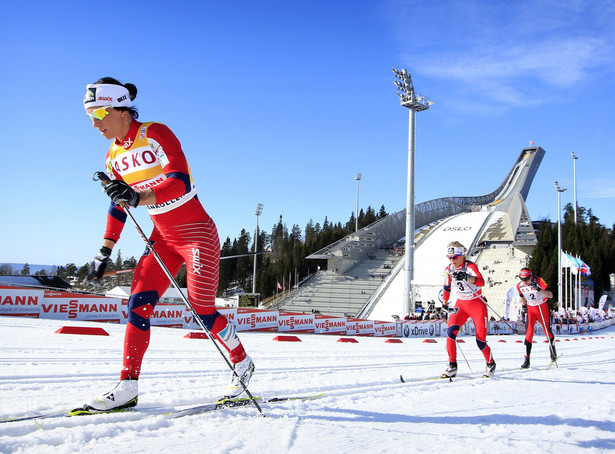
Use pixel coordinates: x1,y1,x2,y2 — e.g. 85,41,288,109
235,229,252,287
115,249,123,270
218,237,235,296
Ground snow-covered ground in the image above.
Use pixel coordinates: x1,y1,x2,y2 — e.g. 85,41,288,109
1,316,614,453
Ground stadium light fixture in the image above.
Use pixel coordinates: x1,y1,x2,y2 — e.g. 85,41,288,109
252,203,263,294
355,173,362,232
393,68,433,316
554,181,566,309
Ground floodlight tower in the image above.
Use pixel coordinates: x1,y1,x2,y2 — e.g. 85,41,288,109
571,151,578,225
252,203,263,294
355,173,362,232
393,68,433,316
554,181,566,309
570,151,579,309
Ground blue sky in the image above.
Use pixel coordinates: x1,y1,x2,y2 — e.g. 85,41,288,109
1,0,614,267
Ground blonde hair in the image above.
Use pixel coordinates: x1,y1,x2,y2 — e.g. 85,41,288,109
447,241,466,254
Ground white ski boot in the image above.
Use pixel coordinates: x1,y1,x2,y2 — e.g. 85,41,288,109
441,362,457,379
79,379,139,413
484,361,497,377
224,355,255,398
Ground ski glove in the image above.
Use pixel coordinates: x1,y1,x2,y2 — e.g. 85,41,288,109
451,271,469,281
441,303,458,315
87,246,112,280
104,180,140,208
530,281,541,291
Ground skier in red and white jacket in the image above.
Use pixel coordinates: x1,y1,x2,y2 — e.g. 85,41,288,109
441,241,495,378
78,77,254,413
517,267,556,368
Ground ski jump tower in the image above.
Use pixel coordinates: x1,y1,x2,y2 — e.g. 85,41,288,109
297,146,546,320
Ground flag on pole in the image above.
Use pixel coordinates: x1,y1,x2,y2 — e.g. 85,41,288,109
529,140,535,145
277,281,282,290
576,256,591,276
563,252,592,277
567,251,579,274
560,250,572,269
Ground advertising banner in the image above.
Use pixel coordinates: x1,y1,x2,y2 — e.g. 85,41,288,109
140,302,195,328
230,307,278,332
314,314,347,334
400,321,442,338
373,320,398,337
7,284,611,337
42,290,124,323
278,311,315,333
0,286,43,317
346,318,375,336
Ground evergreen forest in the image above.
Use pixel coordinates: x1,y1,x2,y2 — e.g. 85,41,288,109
2,203,614,306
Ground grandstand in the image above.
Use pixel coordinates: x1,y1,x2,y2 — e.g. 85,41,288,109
272,146,545,321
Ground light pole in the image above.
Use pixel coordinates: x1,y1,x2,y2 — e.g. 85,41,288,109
355,173,362,232
554,181,566,309
570,150,579,309
393,68,433,316
252,203,263,294
571,151,578,225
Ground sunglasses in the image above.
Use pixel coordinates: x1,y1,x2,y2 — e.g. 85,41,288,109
87,106,112,121
447,255,462,259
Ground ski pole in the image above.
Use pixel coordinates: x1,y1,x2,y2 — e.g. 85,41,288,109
442,307,471,370
537,304,558,368
92,171,264,416
455,333,471,370
464,284,518,334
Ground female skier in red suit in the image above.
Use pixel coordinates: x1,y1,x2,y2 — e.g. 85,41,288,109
517,267,556,368
78,77,254,413
441,241,496,378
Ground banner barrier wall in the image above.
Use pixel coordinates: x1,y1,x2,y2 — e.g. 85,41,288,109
1,285,613,337
278,311,316,334
314,314,347,335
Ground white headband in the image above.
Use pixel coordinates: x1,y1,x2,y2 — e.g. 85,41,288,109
447,246,465,257
83,83,131,109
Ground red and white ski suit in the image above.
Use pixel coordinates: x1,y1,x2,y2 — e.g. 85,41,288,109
101,120,245,380
517,277,553,343
442,260,493,364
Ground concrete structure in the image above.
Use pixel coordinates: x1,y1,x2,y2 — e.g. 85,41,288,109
275,146,545,320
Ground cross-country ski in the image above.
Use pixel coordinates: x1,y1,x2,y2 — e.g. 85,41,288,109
1,394,324,425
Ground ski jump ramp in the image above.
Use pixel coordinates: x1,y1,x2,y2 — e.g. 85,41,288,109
291,146,545,320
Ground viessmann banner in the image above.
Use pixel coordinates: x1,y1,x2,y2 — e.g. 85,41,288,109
0,286,399,336
5,285,609,336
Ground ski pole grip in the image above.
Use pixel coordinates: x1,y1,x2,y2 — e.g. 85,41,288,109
92,171,127,208
92,171,111,185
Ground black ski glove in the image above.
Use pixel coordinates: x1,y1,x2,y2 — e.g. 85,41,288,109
451,270,469,281
87,246,112,280
104,180,140,208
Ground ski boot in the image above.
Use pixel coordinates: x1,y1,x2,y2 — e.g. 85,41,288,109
224,355,255,398
71,379,138,414
441,362,457,379
484,361,497,377
520,356,530,369
549,341,558,362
